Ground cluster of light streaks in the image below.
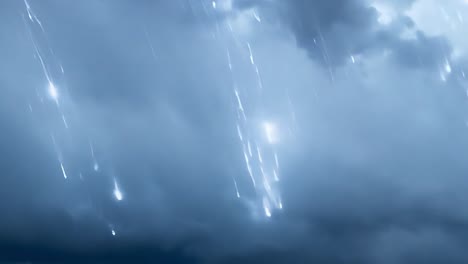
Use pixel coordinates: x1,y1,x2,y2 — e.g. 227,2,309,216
201,0,294,218
23,0,71,178
22,0,123,237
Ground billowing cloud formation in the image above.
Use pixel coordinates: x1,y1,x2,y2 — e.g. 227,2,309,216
1,0,468,263
237,0,451,69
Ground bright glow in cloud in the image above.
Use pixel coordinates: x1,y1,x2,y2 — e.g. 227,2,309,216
113,179,123,201
48,82,58,102
263,121,279,144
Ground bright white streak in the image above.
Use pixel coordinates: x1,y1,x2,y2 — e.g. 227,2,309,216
237,124,243,141
233,178,240,198
257,146,263,163
234,89,244,111
247,42,254,65
246,164,256,187
273,169,279,182
274,152,279,168
60,163,67,179
263,197,272,217
227,48,232,70
253,11,261,22
247,141,253,157
113,179,123,201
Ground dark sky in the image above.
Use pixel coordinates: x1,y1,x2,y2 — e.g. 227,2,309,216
1,0,468,263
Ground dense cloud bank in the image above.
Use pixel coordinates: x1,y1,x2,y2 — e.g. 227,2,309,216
1,0,468,263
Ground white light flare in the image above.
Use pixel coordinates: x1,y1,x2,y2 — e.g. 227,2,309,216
111,229,116,236
93,162,99,172
445,59,452,73
113,179,123,201
48,81,59,104
263,121,279,144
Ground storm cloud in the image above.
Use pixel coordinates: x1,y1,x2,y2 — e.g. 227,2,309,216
1,0,468,263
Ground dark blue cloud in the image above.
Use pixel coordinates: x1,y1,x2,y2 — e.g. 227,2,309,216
1,0,468,263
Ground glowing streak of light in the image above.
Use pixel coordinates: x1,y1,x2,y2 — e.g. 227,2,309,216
257,146,263,163
246,164,256,187
212,1,216,9
254,66,263,90
253,10,261,22
113,179,123,201
89,142,99,171
227,48,232,70
316,27,335,82
61,115,68,129
237,124,243,141
234,89,244,111
440,71,447,82
247,141,253,157
111,229,116,236
24,0,33,21
24,0,45,34
233,178,240,198
60,163,67,179
144,28,157,60
260,166,266,178
274,152,279,167
263,178,271,191
263,197,271,218
273,169,279,182
350,55,355,64
243,150,249,164
247,42,254,65
245,43,264,89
